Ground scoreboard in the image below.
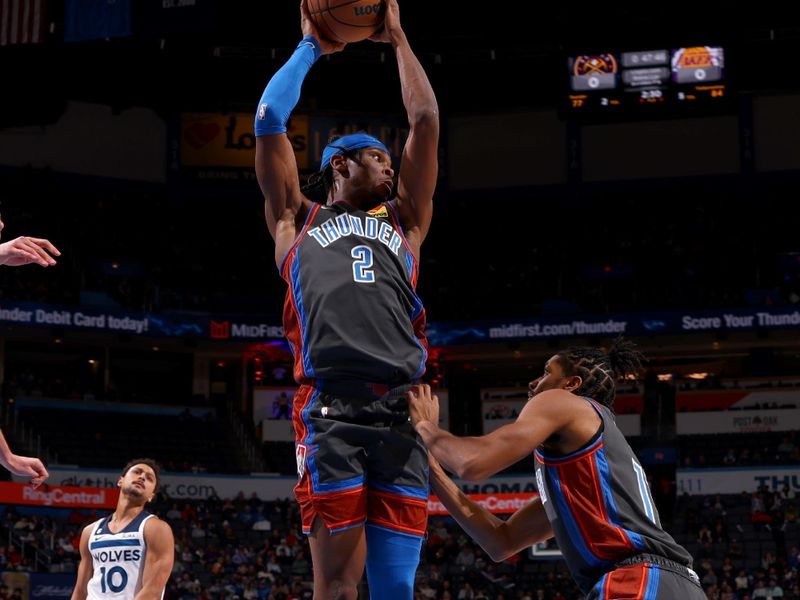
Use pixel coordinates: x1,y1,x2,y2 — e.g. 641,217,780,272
566,46,728,118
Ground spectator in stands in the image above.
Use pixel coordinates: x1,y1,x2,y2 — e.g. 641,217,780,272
264,551,281,577
753,579,770,600
735,569,751,593
788,545,800,570
166,502,182,520
190,518,208,540
221,497,236,518
416,578,436,600
252,511,271,531
291,549,311,578
57,534,76,555
700,559,718,586
768,577,784,598
763,551,778,571
457,582,476,599
698,524,714,544
753,492,773,529
714,518,729,543
270,392,291,420
246,491,261,510
12,516,30,532
711,494,727,517
275,537,292,563
5,545,22,569
720,582,736,600
704,584,720,600
780,484,797,501
683,497,700,533
455,545,476,571
181,502,198,522
778,436,796,458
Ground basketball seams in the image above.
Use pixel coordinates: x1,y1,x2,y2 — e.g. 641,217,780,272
308,0,362,14
310,0,341,45
309,0,361,15
319,8,346,44
327,7,382,29
308,0,384,43
328,0,383,28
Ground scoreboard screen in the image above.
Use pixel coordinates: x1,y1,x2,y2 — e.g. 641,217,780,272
566,46,728,117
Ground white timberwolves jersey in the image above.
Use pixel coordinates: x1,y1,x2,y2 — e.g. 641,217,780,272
86,511,162,600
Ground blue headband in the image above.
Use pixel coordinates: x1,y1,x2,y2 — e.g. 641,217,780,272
319,133,391,172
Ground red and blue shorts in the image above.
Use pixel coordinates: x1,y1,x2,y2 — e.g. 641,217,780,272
589,562,704,600
292,382,428,537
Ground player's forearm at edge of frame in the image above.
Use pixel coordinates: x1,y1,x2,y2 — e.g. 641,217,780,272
429,457,553,562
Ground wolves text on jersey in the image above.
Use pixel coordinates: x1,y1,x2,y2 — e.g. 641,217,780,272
92,548,142,564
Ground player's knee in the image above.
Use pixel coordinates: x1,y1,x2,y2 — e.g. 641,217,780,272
319,578,359,600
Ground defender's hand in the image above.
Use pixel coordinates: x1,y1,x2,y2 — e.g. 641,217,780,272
0,236,60,267
3,454,49,488
408,384,440,430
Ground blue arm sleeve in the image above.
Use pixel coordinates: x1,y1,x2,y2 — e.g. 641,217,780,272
254,35,322,137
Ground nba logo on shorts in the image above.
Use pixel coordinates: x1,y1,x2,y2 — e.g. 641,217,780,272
296,443,307,479
536,469,547,504
258,103,268,120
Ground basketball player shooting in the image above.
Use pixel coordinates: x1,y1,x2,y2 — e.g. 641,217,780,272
70,459,174,600
253,0,439,598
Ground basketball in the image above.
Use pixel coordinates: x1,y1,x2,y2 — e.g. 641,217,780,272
308,0,386,44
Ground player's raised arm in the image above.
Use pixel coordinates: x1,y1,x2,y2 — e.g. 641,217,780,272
370,0,439,254
254,0,345,264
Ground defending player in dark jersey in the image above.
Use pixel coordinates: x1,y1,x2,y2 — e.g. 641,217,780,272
409,339,705,599
253,1,438,598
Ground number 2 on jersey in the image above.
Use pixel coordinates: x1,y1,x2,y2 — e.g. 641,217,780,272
351,245,375,283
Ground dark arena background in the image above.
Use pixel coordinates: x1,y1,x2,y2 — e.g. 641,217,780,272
2,1,800,598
